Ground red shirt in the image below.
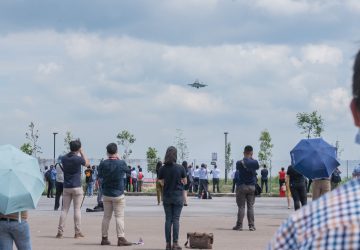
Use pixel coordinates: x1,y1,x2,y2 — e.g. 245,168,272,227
279,171,286,180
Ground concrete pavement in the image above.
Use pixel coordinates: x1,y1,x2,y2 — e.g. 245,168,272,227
28,196,295,250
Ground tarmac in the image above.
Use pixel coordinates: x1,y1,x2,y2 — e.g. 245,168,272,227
29,195,296,250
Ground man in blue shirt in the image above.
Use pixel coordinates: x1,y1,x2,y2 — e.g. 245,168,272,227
98,143,132,246
233,145,259,231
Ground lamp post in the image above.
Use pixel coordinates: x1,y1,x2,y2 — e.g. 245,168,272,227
53,132,58,164
224,132,228,183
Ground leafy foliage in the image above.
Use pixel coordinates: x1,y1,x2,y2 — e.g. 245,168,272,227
175,129,189,163
116,130,136,161
296,111,324,138
146,147,159,174
225,142,233,183
20,142,33,155
258,129,274,166
25,122,42,157
63,131,74,153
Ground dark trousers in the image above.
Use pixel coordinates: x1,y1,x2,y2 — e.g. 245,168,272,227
47,180,54,197
126,177,131,192
232,179,236,193
307,179,312,192
290,182,307,210
193,177,199,193
163,203,183,243
188,180,193,193
212,178,220,193
198,179,208,197
261,179,268,193
236,184,256,227
132,179,137,192
54,181,63,210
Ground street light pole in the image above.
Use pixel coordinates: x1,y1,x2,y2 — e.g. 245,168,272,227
224,132,228,183
53,132,58,165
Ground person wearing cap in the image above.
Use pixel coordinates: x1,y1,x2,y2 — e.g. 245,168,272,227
268,49,360,249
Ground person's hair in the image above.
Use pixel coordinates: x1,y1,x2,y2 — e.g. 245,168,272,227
106,143,118,155
353,51,360,108
156,161,163,171
281,167,285,171
182,161,188,168
263,164,267,168
214,165,217,168
164,146,177,165
196,165,199,169
69,140,81,152
45,166,48,170
201,163,206,168
244,145,253,153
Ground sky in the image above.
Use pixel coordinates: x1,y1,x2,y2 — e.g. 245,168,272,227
1,0,360,168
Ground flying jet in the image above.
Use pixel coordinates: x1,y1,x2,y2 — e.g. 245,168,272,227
188,80,207,89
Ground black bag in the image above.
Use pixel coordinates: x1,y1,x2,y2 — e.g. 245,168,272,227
202,191,212,199
255,183,262,196
185,232,213,249
331,173,341,183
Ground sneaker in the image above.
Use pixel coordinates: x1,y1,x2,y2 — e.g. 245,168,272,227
55,232,63,239
117,237,132,246
249,226,256,231
74,232,85,238
232,225,243,231
101,237,111,245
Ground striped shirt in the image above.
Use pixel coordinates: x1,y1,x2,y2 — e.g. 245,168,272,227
268,179,360,249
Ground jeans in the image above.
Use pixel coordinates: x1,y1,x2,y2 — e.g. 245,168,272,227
47,180,54,197
86,182,94,196
193,177,199,193
212,178,220,193
137,180,143,192
261,179,268,193
290,182,307,210
132,179,137,192
163,201,183,243
236,184,256,228
54,181,63,210
0,220,31,250
58,187,83,234
102,195,126,238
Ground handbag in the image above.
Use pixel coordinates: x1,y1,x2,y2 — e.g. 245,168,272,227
184,232,213,249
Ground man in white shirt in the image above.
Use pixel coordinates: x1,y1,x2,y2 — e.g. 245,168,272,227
211,165,221,193
130,167,137,192
193,165,200,193
198,164,209,198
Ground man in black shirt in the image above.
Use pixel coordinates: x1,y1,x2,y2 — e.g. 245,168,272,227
286,165,307,210
260,164,269,193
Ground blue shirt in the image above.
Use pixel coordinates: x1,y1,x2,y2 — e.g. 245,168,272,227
98,158,130,197
235,158,259,186
61,152,86,188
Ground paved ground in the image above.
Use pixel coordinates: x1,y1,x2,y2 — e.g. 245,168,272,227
29,196,296,250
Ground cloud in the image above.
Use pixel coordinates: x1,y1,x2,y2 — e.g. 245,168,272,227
302,44,343,66
37,62,62,75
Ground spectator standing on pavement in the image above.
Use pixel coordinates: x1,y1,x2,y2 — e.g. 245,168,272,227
278,167,286,191
137,169,144,192
54,162,64,211
233,145,259,231
268,50,360,249
131,167,137,192
331,167,342,190
158,146,187,250
286,165,307,210
45,166,53,198
210,165,221,193
188,164,194,193
125,166,131,192
193,165,200,193
156,161,163,205
91,165,98,193
98,143,132,246
182,161,189,206
198,164,209,198
56,140,89,239
84,166,93,196
260,164,269,193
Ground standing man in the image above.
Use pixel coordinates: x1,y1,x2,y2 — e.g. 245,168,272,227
98,143,132,246
84,166,93,196
198,164,209,198
330,167,341,190
233,145,259,231
137,169,144,192
131,167,137,192
56,140,89,239
261,164,269,193
210,165,221,193
193,165,200,193
54,162,64,211
49,165,57,198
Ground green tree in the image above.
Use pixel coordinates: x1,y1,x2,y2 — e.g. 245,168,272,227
25,122,42,157
20,142,33,155
116,130,136,162
296,111,324,138
146,147,159,177
63,131,74,153
258,129,274,167
174,129,189,163
225,142,233,184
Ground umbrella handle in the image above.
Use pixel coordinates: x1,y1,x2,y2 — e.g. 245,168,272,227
80,184,88,208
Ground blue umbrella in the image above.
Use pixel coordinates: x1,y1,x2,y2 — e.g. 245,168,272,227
290,138,340,179
0,144,45,215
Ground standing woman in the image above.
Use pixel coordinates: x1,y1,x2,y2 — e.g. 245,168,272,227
182,161,189,206
156,161,163,205
159,146,187,250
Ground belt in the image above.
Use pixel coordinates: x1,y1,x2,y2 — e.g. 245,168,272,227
0,218,19,222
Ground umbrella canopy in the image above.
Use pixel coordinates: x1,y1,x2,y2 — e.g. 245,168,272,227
0,144,45,215
290,138,340,179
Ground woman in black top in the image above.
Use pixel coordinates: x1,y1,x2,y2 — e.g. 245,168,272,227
287,165,307,210
156,161,163,205
159,146,187,250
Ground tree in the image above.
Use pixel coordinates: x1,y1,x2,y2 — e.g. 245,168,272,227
116,130,136,162
20,142,33,155
225,142,233,184
25,122,42,157
63,131,74,153
174,129,189,163
146,147,159,177
258,130,274,167
296,111,324,138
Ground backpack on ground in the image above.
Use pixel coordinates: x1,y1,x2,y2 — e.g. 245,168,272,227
202,191,212,200
184,232,213,249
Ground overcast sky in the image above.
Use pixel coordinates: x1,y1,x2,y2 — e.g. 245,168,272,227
1,0,360,167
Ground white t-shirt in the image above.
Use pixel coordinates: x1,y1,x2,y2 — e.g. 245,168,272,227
194,168,200,178
212,168,221,179
131,170,137,179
